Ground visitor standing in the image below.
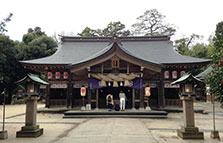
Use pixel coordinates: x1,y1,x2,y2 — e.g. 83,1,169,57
119,90,126,111
106,94,114,111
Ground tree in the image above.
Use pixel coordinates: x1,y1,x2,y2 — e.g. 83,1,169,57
16,27,57,60
101,21,131,37
206,35,215,59
0,13,13,34
174,34,201,55
174,38,191,56
132,9,176,36
78,27,100,37
207,43,214,59
0,35,26,103
175,34,214,59
78,21,131,37
206,21,223,106
190,43,208,58
175,34,211,75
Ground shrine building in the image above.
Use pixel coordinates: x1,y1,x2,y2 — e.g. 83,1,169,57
21,35,210,109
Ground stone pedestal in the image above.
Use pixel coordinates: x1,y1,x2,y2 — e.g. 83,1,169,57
177,96,204,139
177,126,204,139
0,131,8,139
145,98,151,111
145,106,151,110
81,106,86,111
211,130,220,139
16,96,43,138
139,107,145,111
131,108,136,111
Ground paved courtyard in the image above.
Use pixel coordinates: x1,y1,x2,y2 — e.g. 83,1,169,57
0,102,223,143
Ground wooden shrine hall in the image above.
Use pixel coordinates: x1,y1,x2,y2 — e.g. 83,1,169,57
21,35,210,109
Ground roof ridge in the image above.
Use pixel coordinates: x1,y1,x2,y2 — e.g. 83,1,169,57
60,35,170,42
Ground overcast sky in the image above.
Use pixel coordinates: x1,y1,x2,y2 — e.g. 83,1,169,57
1,0,222,43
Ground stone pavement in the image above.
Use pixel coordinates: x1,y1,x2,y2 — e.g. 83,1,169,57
0,102,223,143
58,118,157,143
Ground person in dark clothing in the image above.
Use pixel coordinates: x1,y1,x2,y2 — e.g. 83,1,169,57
106,94,114,111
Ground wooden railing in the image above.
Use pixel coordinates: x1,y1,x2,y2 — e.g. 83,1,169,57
73,99,88,107
165,99,182,107
50,99,67,106
49,99,182,107
149,99,158,107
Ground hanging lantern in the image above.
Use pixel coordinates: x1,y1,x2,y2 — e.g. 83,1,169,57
180,71,186,77
63,72,68,79
124,80,130,87
47,72,52,79
80,87,86,96
100,80,106,87
145,87,151,96
172,71,177,79
164,71,169,79
55,72,61,79
113,81,118,87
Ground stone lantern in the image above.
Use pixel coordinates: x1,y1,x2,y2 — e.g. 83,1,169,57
171,73,204,139
15,74,48,138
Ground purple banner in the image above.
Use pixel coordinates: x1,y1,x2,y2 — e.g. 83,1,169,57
88,78,102,89
131,78,143,89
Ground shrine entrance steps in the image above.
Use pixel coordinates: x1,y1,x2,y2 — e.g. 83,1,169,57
63,109,168,118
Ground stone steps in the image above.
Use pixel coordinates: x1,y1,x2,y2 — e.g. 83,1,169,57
63,110,168,118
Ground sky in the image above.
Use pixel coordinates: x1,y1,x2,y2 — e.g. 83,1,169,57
1,0,223,43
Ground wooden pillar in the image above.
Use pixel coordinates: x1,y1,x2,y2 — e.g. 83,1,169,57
87,67,91,104
139,66,144,110
67,72,72,108
96,89,99,110
88,88,91,104
139,88,144,110
158,73,165,108
132,88,136,110
45,84,50,108
67,83,72,108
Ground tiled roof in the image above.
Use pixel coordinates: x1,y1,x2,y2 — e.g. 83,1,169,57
21,36,211,66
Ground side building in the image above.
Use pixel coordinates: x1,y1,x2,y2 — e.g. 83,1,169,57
21,35,210,109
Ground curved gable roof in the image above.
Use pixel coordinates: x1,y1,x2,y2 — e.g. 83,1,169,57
21,36,211,67
68,42,163,73
21,41,110,65
120,41,210,64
